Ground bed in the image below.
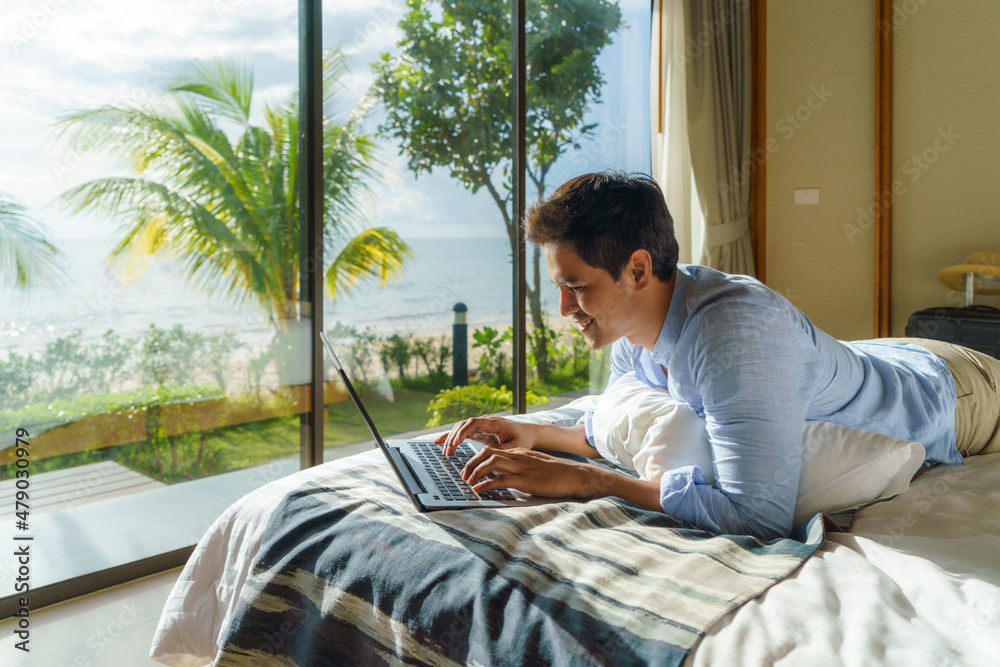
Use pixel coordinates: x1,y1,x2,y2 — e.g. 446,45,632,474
150,398,1000,666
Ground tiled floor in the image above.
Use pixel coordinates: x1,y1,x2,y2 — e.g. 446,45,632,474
0,569,181,667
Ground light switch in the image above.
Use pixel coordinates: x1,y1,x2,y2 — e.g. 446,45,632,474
794,188,820,204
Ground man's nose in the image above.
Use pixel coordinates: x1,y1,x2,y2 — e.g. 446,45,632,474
559,287,578,317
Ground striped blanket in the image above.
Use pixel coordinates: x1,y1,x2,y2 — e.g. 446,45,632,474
215,461,825,666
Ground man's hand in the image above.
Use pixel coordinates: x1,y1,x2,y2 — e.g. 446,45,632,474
460,446,606,499
434,415,537,456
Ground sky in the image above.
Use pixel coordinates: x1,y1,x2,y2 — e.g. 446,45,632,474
1,0,650,244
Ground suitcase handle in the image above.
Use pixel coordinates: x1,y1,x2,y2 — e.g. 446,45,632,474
963,305,1000,313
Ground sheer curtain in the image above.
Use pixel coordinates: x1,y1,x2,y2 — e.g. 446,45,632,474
652,0,754,274
683,0,755,275
651,0,695,264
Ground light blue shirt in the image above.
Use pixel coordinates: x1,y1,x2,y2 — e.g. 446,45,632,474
583,264,962,540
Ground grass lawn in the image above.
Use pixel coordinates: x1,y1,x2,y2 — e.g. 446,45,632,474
211,387,439,470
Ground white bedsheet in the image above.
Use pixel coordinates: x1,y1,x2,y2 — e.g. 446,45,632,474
151,399,1000,666
688,452,1000,667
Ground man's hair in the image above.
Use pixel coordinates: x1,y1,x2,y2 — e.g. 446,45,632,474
525,170,679,282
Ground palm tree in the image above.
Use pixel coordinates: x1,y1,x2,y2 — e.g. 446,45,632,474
0,192,66,289
53,52,410,340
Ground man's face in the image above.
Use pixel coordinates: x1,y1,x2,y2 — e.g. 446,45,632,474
544,242,635,349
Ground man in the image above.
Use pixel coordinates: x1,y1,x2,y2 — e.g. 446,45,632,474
436,171,1000,540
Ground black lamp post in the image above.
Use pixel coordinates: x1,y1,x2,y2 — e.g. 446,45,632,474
452,303,468,386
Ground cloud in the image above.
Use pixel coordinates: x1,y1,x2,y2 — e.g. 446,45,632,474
364,152,508,240
2,0,649,243
1,1,495,241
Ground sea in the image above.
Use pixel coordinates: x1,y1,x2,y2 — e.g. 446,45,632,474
0,237,561,357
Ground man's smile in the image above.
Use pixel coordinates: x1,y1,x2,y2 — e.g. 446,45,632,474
575,316,595,333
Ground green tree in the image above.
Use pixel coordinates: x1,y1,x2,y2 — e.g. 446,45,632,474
0,191,66,289
373,0,622,381
54,53,411,356
382,332,414,382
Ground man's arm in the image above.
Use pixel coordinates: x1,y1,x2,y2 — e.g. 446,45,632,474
532,423,601,458
658,303,818,540
459,445,662,510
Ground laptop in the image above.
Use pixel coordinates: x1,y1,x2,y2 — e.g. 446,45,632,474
320,332,562,511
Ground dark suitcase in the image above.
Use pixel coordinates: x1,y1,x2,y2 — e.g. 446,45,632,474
905,305,1000,360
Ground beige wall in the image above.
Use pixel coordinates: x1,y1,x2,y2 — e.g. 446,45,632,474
764,0,875,340
764,0,1000,340
891,0,1000,332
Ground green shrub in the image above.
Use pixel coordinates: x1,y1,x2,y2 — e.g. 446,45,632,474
0,383,225,482
0,383,223,435
425,384,548,427
382,332,414,381
326,322,384,394
549,327,590,379
86,330,136,394
472,325,512,387
0,350,35,399
411,335,451,383
137,324,212,387
38,330,90,400
0,325,245,410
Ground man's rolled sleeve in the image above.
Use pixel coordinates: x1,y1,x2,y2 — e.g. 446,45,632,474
658,465,722,533
668,301,820,540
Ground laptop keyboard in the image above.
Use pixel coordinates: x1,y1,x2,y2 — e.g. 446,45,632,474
410,442,518,502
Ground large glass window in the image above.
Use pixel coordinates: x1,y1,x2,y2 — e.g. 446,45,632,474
317,0,651,444
0,0,311,602
525,0,652,210
319,0,518,444
523,0,652,393
0,0,650,612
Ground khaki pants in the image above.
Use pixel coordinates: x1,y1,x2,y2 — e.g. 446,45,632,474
897,338,1000,456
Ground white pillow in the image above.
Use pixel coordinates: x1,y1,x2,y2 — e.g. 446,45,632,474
591,373,926,526
591,374,715,483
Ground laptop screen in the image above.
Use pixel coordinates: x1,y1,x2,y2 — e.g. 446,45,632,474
319,332,388,452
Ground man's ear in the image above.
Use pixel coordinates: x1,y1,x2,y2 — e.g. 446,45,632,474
628,249,653,290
